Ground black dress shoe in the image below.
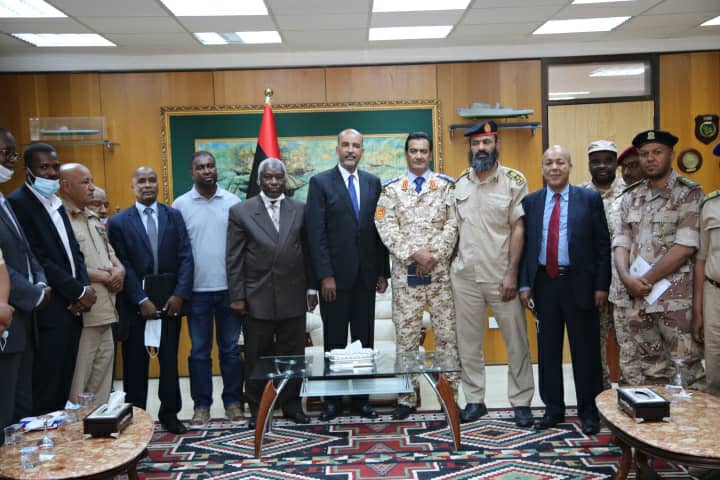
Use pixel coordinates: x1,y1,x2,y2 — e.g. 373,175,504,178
513,406,534,428
534,414,565,430
354,404,378,419
460,403,488,423
581,419,600,435
391,404,417,420
319,402,338,421
285,411,311,424
248,417,256,429
161,418,187,434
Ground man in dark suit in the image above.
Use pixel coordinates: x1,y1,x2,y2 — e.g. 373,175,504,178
108,166,193,434
305,128,390,421
519,145,610,435
227,158,318,427
0,128,50,440
8,142,96,415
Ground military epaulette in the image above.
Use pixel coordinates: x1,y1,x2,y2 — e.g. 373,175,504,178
382,177,401,189
458,167,472,181
677,176,700,188
503,168,526,186
434,173,456,184
701,189,720,207
619,179,643,196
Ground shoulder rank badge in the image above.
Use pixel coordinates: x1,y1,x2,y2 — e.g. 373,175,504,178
701,189,720,207
677,176,700,188
375,206,386,219
504,168,526,186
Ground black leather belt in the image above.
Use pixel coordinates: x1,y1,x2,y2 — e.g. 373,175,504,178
538,265,572,276
707,276,720,289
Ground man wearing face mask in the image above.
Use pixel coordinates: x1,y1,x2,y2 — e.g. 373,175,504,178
8,143,96,415
0,128,50,440
450,121,535,427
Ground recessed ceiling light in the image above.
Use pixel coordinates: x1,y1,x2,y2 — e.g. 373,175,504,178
369,25,452,41
701,15,720,26
12,33,115,47
372,0,471,12
193,31,281,45
0,0,65,18
533,16,630,34
160,0,267,16
549,91,591,96
590,65,644,76
572,0,633,4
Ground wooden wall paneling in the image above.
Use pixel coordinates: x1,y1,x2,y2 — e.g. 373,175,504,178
325,65,437,103
659,52,720,193
548,101,654,186
213,68,327,105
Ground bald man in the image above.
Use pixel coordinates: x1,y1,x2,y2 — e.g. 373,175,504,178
108,167,193,434
88,187,110,224
519,146,610,435
58,164,124,404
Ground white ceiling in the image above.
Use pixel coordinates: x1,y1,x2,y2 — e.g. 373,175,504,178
0,0,718,72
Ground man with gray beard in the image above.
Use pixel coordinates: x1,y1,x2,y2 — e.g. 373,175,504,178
450,121,535,427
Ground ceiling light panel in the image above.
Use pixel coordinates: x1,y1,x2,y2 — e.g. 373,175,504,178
369,25,452,40
0,0,65,17
533,16,630,34
372,0,471,12
194,31,282,45
160,0,267,16
701,15,720,26
572,0,633,3
12,32,115,46
590,65,644,76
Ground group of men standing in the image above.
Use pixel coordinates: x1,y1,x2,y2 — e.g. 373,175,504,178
1,118,719,444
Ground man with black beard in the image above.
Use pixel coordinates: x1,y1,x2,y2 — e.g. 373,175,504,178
450,121,535,427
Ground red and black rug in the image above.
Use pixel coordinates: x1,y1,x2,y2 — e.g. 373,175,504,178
138,408,696,479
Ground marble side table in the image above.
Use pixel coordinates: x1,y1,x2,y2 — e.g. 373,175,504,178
0,407,154,480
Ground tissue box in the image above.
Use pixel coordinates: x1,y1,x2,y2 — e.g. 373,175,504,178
83,403,133,437
617,387,670,421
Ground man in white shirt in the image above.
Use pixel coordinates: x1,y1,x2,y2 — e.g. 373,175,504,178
8,143,97,414
173,151,243,427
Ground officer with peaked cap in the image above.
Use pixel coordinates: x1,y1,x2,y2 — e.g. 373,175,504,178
450,120,535,427
613,129,705,388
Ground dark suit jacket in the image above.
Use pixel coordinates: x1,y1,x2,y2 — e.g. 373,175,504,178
108,203,193,341
519,185,611,310
304,167,390,290
8,185,89,310
0,198,46,354
227,196,313,320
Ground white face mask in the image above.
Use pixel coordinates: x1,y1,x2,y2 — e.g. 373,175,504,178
144,318,162,358
0,164,13,183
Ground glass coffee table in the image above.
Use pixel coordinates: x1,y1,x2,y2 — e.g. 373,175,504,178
250,350,461,458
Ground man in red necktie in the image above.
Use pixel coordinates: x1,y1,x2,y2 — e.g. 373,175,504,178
519,145,611,435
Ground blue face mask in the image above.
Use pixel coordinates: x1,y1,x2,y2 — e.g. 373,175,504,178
31,176,60,198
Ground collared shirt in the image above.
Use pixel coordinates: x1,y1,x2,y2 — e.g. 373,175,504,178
538,185,570,267
452,164,527,283
173,186,240,292
63,198,117,326
27,184,77,278
259,190,285,216
406,169,430,192
135,201,158,234
337,164,361,206
699,194,720,282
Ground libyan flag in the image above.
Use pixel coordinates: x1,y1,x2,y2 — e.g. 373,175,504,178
246,102,281,199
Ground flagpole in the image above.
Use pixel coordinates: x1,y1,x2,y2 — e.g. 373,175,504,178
264,87,273,104
246,88,280,199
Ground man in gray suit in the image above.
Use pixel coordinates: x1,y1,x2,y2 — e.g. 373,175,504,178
227,158,318,428
0,127,50,441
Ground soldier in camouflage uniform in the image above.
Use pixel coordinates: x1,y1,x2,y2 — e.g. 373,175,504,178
580,140,625,389
451,120,534,428
374,131,459,420
613,129,705,388
692,141,720,396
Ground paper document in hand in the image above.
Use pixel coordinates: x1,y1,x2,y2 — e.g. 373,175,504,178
629,256,671,305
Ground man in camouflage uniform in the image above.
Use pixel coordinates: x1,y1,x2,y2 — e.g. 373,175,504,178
692,141,720,397
580,140,624,389
375,131,459,420
450,120,534,427
613,129,705,388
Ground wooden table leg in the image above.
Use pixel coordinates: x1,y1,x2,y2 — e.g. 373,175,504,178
613,436,632,480
255,377,289,458
126,448,148,480
422,373,461,451
635,450,660,480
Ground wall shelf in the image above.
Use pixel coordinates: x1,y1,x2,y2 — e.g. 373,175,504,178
22,141,118,150
449,121,542,138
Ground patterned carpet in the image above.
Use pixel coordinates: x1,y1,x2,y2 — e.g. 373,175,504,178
137,408,697,479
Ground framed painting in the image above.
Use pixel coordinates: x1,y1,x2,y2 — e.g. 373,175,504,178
160,100,441,203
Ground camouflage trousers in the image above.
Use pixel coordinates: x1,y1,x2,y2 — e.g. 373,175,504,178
598,302,611,390
702,282,720,396
614,306,705,389
393,281,460,407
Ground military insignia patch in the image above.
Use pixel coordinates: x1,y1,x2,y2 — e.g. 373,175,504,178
401,179,409,191
429,178,437,190
504,169,526,186
695,114,719,145
701,189,720,207
647,131,655,140
677,176,699,187
375,206,385,219
95,224,107,236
